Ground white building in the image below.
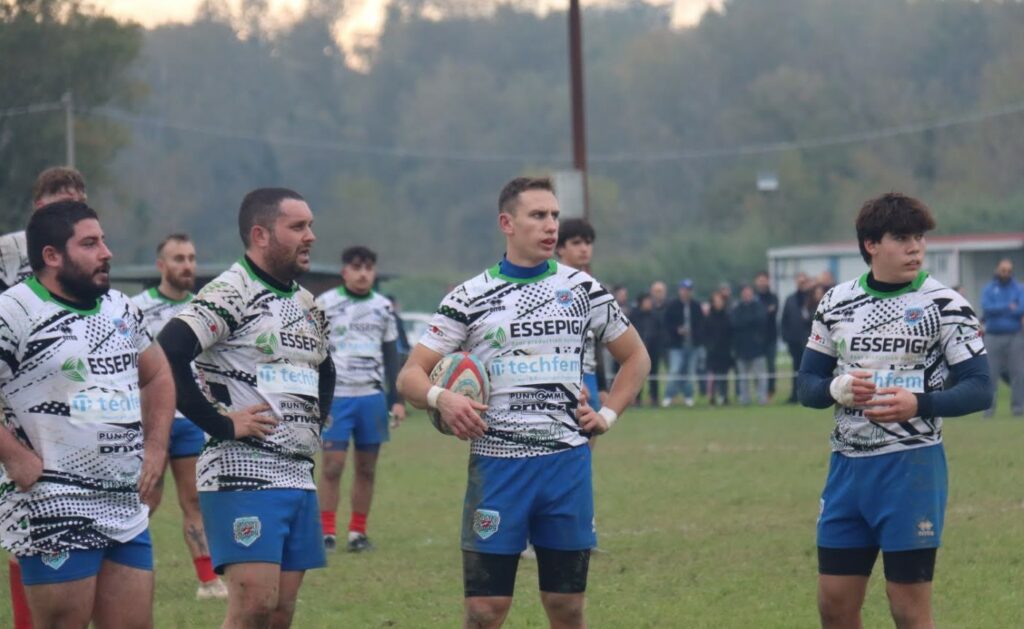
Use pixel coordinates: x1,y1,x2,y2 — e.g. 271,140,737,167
767,232,1024,307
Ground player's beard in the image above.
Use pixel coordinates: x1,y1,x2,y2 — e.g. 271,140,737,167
167,269,195,292
57,257,110,302
266,232,309,283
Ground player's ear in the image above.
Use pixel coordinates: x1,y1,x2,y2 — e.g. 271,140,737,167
498,211,514,236
250,223,271,249
41,245,63,269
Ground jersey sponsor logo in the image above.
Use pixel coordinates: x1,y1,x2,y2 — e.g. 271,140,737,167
484,326,507,349
98,429,140,441
904,307,925,326
870,369,925,392
509,319,584,338
555,288,574,307
472,509,500,540
279,331,320,353
509,390,559,402
347,322,381,334
333,324,348,337
256,364,319,397
41,551,70,571
255,332,279,355
61,357,88,383
99,442,144,455
488,353,581,388
87,352,139,376
233,516,262,547
69,389,142,425
508,401,573,413
848,336,929,355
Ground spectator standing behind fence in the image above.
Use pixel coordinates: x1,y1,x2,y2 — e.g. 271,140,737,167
731,285,770,405
631,293,661,406
754,271,779,401
648,281,670,406
662,279,704,408
704,291,733,405
980,258,1024,417
781,272,815,404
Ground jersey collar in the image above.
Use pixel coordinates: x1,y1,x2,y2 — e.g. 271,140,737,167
338,285,374,301
489,258,557,284
26,276,101,316
240,256,298,298
148,286,193,304
859,271,928,298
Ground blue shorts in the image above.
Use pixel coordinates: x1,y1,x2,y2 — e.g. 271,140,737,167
169,416,206,459
199,489,326,574
462,446,595,554
18,529,153,586
583,372,602,411
322,393,389,451
818,444,947,552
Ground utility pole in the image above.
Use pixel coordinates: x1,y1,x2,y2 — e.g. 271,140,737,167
568,0,589,219
62,90,75,167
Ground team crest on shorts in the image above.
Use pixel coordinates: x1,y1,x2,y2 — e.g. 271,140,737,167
233,516,262,547
904,307,924,326
473,509,501,540
555,289,574,308
41,550,69,570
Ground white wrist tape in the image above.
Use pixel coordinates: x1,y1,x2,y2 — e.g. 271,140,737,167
427,385,445,409
829,374,857,407
598,406,618,428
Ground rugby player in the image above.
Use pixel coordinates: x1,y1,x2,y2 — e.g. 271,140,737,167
132,233,227,599
316,246,405,553
0,201,175,627
798,192,991,628
397,176,650,628
157,188,334,628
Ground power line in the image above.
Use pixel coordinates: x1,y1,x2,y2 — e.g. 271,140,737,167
13,97,1024,164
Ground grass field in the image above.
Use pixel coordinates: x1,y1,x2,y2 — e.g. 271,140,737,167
3,391,1023,628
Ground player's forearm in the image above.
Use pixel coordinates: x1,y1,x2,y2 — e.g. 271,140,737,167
0,426,35,468
915,355,991,418
140,361,175,451
797,348,838,409
603,345,650,415
158,319,235,440
382,340,403,406
318,357,336,422
397,363,433,409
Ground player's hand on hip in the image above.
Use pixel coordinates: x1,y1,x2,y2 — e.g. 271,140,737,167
138,443,167,503
390,403,406,428
227,403,278,439
577,402,609,435
6,447,43,491
863,387,918,422
437,391,488,440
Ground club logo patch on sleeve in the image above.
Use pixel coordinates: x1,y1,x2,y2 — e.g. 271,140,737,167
472,509,500,540
233,516,262,547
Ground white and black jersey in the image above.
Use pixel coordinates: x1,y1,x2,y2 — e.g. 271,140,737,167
173,259,329,491
316,288,398,398
0,231,30,291
421,260,630,458
132,287,194,420
808,272,985,457
0,278,151,556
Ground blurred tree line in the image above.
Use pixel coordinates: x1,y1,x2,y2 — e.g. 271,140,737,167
3,0,1024,308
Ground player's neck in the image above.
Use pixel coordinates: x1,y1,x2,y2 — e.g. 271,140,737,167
158,280,189,302
36,274,97,310
503,248,549,270
499,254,550,278
869,266,915,286
243,253,293,290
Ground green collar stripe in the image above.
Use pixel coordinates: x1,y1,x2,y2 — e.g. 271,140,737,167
147,286,193,304
240,257,297,298
859,271,928,299
26,276,101,316
488,259,558,284
338,285,374,301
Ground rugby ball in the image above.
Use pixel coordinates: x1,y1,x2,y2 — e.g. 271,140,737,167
427,352,490,435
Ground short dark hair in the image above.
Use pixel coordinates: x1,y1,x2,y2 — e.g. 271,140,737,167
755,270,769,279
557,218,595,248
27,201,99,271
855,193,936,264
157,232,191,255
238,188,305,248
341,245,377,266
498,176,554,215
32,167,86,203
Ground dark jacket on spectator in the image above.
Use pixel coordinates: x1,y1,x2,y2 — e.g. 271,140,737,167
704,308,733,373
756,289,779,347
664,298,704,348
730,300,769,360
780,289,813,347
630,308,661,357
